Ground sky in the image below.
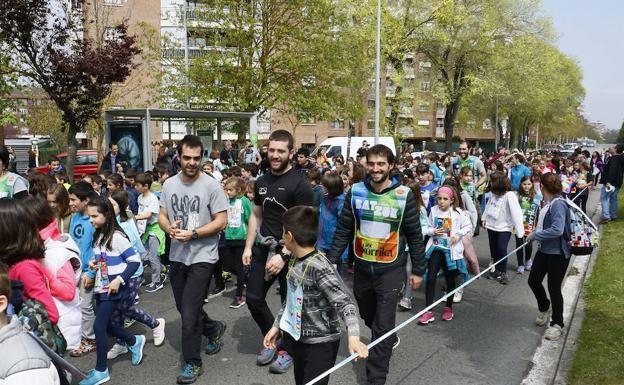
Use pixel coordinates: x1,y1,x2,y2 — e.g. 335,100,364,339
541,0,624,131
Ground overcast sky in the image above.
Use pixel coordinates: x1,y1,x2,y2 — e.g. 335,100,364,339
541,0,624,131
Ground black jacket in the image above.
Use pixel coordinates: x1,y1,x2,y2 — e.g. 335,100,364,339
100,151,128,173
327,177,426,276
600,153,624,188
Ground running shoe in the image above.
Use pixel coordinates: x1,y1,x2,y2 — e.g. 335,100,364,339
418,311,435,325
79,368,110,385
229,296,246,309
152,318,166,346
398,297,412,311
535,310,551,326
124,318,136,328
205,321,226,355
496,272,509,285
453,288,463,303
269,350,293,374
70,337,96,357
107,343,128,360
257,346,277,366
544,324,563,341
129,335,146,365
442,306,454,321
145,282,164,293
525,259,533,271
177,363,203,384
516,266,525,275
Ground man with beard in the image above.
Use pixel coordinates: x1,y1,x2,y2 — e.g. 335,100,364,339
242,129,313,374
158,135,229,384
451,141,487,187
327,144,425,385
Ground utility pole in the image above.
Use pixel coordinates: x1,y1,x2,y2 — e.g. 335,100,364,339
373,0,381,145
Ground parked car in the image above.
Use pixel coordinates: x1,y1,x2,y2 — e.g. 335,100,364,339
312,136,397,160
37,149,99,179
542,143,562,153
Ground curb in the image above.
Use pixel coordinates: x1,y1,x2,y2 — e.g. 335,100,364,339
521,198,602,385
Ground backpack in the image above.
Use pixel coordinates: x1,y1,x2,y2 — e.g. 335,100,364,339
553,197,598,256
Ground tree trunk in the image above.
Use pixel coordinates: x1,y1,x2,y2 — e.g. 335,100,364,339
443,99,461,152
66,124,79,183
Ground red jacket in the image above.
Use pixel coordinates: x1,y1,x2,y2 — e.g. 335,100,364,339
9,259,59,324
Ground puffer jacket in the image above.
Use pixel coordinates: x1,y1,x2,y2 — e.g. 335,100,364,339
0,316,60,385
317,193,345,252
327,177,426,276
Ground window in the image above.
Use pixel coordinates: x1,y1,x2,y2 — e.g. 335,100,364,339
418,119,430,126
419,102,429,112
420,81,431,92
326,146,342,158
103,0,123,5
331,119,344,130
419,61,432,72
300,112,316,124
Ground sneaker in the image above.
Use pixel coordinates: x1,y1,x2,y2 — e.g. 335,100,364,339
70,337,96,357
392,335,400,350
208,285,225,299
418,311,435,325
145,282,164,293
205,321,226,355
488,259,495,273
177,362,203,385
525,259,533,271
516,266,525,275
496,272,509,285
535,310,551,326
486,270,500,280
269,350,293,374
124,318,136,328
229,296,246,309
152,318,166,346
544,324,563,340
79,368,110,385
398,297,412,311
257,346,277,366
129,335,146,365
442,306,454,321
107,343,128,360
453,288,463,303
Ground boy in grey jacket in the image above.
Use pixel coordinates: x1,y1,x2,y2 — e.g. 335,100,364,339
0,263,60,385
264,206,368,385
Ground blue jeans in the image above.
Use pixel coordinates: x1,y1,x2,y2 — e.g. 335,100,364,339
600,185,620,220
487,229,512,273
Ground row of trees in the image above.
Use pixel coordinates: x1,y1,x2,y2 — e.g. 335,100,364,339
0,0,597,175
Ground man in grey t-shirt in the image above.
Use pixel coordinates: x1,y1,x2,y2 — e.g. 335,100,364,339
158,135,228,384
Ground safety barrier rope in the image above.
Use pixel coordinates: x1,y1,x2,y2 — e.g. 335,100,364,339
306,187,589,385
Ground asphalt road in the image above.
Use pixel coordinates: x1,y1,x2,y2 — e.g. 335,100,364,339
68,191,601,385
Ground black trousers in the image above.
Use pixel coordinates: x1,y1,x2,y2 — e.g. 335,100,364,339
170,261,221,366
425,250,458,308
220,240,247,297
283,333,340,385
353,266,405,385
246,244,288,336
527,251,570,327
516,236,533,266
487,230,512,273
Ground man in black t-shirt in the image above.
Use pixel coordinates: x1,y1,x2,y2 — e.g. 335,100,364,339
357,140,369,158
242,130,313,373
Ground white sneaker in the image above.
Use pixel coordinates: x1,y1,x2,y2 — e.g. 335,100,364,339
525,259,533,271
489,259,495,273
152,318,166,346
535,310,550,326
545,324,563,340
107,343,128,359
453,288,463,303
398,297,412,311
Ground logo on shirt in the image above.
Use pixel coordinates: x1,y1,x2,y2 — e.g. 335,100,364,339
259,187,267,195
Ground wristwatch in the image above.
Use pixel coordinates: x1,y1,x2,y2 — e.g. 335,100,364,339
191,229,199,240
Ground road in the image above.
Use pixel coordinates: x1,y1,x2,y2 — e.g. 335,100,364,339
68,191,601,385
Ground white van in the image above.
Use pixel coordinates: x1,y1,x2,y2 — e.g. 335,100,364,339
312,136,396,160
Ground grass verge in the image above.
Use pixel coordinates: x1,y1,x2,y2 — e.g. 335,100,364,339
568,195,624,384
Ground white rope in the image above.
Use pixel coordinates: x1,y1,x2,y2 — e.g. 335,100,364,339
306,187,590,385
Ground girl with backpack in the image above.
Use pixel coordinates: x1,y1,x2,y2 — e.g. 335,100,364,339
80,196,146,385
527,173,572,341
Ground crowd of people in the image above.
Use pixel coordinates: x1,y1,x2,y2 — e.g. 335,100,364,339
0,135,621,385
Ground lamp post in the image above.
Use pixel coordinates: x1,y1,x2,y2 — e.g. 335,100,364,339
373,0,381,145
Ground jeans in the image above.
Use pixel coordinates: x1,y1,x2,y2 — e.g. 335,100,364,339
170,261,221,366
353,266,405,385
487,230,512,273
528,251,570,327
246,244,288,336
94,299,136,371
600,185,620,220
282,333,340,385
79,272,96,340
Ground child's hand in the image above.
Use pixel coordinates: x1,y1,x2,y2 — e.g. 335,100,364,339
263,327,281,350
450,235,460,245
409,274,423,289
108,277,121,294
433,227,445,236
83,275,94,289
348,336,368,361
88,260,98,271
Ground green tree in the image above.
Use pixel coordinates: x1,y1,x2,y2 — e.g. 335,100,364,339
617,121,624,144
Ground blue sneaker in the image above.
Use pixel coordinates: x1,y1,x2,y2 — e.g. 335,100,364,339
268,350,293,373
205,321,226,355
256,346,277,366
176,363,203,384
79,368,110,385
128,335,146,365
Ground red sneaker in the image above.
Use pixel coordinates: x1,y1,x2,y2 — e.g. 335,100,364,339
442,306,454,321
418,311,435,325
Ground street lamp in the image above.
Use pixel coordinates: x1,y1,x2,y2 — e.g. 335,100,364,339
373,0,381,145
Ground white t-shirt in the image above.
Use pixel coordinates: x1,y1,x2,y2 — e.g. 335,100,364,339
137,192,160,235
